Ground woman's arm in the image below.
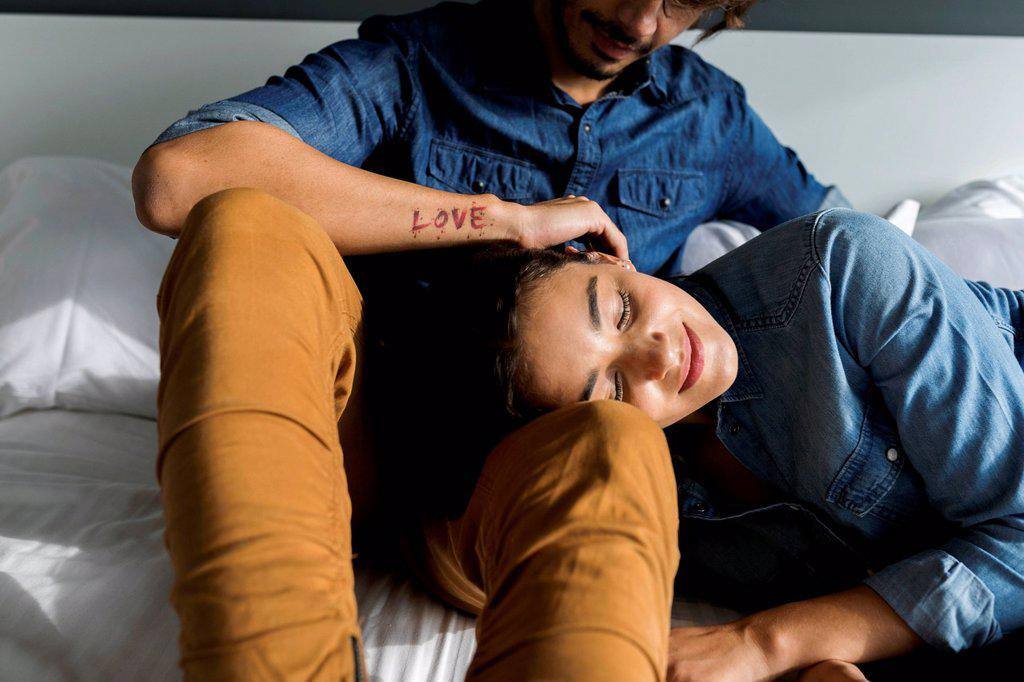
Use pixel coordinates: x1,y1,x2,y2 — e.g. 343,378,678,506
133,121,628,258
667,585,922,681
815,209,1024,652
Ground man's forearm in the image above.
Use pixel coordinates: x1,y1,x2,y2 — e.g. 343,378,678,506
132,120,521,254
747,584,924,675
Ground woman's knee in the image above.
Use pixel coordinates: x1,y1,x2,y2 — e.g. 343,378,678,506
182,188,333,255
489,400,675,511
161,187,360,321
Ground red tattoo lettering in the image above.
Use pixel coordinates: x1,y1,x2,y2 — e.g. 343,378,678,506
413,206,486,235
470,205,486,230
411,209,431,232
433,209,449,228
451,207,468,229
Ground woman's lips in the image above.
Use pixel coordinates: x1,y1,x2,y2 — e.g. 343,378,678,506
679,324,704,393
591,27,636,61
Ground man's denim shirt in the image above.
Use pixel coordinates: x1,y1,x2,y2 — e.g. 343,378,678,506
672,208,1024,652
151,0,847,277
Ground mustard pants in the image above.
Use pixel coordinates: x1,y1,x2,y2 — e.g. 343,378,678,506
155,188,680,681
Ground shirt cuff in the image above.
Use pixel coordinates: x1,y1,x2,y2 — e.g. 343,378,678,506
149,100,301,149
864,549,1001,652
816,186,853,211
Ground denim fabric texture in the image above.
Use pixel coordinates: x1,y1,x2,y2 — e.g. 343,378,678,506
150,0,837,276
673,208,1024,652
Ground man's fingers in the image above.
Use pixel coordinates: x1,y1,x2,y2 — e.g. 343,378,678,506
603,223,630,261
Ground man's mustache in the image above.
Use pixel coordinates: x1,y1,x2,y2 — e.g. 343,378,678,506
580,9,655,55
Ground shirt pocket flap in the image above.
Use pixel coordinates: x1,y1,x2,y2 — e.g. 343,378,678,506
427,139,536,201
616,169,706,217
826,401,904,517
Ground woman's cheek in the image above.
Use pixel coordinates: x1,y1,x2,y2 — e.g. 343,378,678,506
629,388,668,424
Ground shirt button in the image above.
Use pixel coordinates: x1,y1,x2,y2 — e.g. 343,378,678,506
886,447,899,462
472,179,485,193
692,502,707,514
729,424,740,435
582,123,592,134
659,197,672,210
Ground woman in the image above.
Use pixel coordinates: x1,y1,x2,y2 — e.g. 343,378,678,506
387,207,1024,680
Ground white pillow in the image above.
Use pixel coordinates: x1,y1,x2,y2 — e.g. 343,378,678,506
0,156,173,419
913,176,1024,289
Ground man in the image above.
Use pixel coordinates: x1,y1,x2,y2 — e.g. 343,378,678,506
136,1,849,679
134,0,847,275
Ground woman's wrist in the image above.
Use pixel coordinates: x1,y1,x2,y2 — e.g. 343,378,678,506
736,586,923,677
740,611,798,678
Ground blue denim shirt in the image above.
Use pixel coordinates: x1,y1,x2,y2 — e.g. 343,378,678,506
150,0,845,276
672,208,1024,652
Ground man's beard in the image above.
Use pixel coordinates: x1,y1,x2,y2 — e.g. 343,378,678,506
548,0,653,81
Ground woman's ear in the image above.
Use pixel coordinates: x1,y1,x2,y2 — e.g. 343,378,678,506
581,249,636,272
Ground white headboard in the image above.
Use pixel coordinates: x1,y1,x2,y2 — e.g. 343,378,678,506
2,13,1023,212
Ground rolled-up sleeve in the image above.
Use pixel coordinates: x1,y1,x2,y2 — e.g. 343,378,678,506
150,100,301,148
814,208,1024,651
864,550,999,650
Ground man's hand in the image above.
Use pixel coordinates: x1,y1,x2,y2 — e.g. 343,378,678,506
503,195,630,260
667,624,774,682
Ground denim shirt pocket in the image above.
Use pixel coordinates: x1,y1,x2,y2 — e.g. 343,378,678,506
615,168,706,219
426,138,536,202
826,399,904,517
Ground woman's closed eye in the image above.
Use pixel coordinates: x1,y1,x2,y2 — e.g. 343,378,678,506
611,289,633,401
618,289,633,330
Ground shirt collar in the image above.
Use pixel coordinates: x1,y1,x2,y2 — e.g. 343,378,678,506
672,273,763,403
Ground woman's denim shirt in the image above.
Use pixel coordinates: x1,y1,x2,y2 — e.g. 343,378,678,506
150,0,842,277
672,208,1024,652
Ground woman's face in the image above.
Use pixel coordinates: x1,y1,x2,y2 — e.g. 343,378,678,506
517,262,738,427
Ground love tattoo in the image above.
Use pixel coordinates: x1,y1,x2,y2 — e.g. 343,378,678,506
411,204,488,236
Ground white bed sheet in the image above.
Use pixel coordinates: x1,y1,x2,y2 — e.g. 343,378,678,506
0,408,738,681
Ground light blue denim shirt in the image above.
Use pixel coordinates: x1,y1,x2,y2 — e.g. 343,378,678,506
672,208,1024,652
149,0,848,277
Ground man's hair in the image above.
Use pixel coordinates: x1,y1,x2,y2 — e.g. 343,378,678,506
693,1,760,43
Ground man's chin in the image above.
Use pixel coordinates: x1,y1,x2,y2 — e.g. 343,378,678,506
565,47,629,81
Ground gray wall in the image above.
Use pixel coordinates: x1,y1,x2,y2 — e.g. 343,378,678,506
3,0,1024,37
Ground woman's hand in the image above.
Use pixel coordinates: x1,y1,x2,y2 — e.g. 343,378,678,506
503,195,630,260
797,660,869,682
667,624,774,682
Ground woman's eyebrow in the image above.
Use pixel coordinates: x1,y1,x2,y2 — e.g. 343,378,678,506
587,275,600,331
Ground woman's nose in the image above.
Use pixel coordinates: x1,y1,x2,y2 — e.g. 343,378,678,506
627,332,674,382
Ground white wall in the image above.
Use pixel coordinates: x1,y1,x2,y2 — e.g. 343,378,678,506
693,30,1024,210
2,14,1023,212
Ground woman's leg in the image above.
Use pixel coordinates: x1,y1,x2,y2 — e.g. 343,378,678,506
156,188,367,680
414,400,680,681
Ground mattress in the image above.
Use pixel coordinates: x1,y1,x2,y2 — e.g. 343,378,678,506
0,407,739,681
